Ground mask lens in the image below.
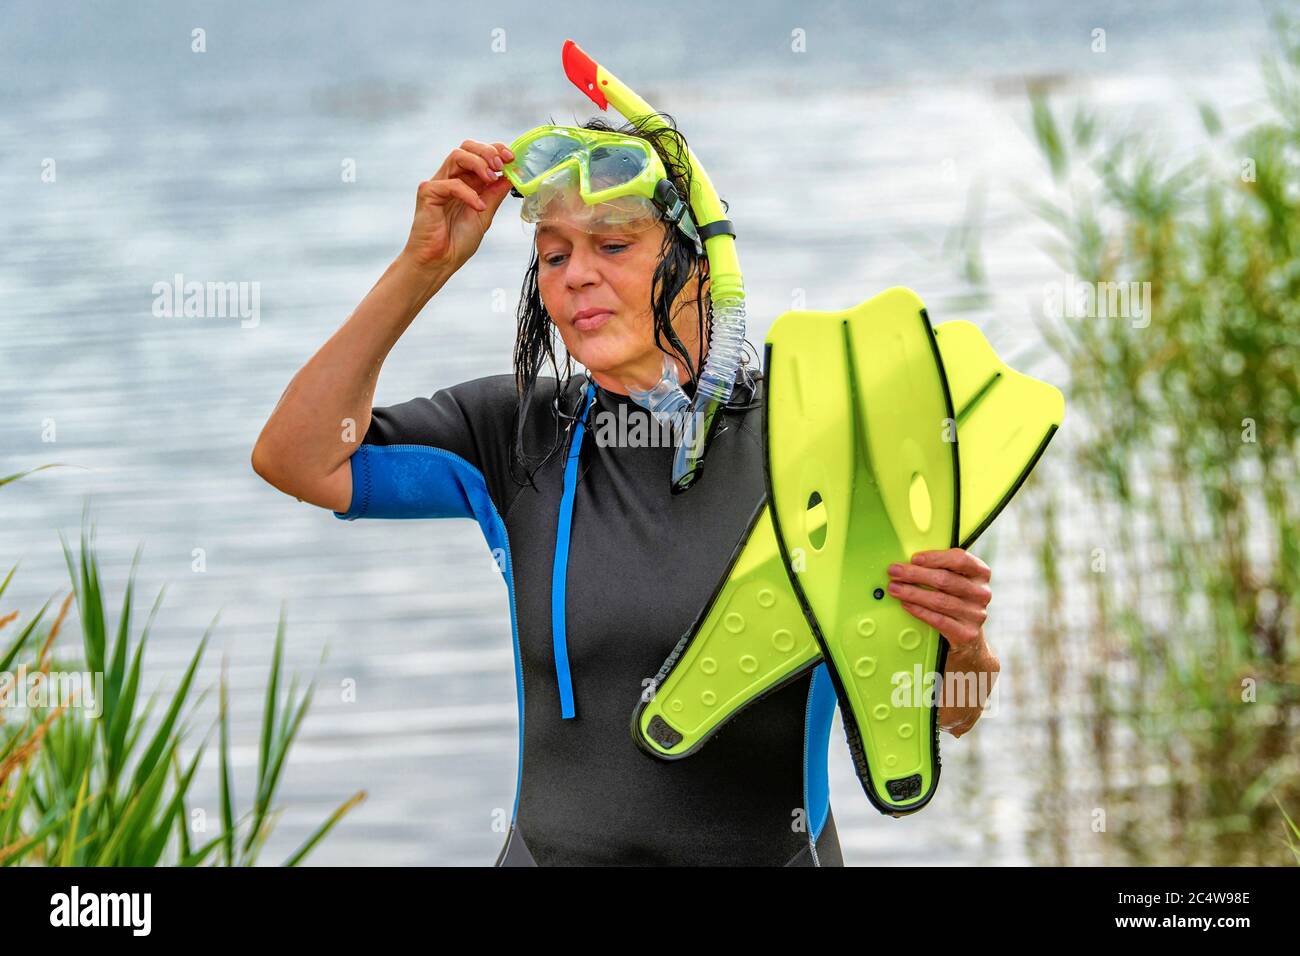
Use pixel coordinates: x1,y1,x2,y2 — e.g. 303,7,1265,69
587,144,649,191
515,133,584,184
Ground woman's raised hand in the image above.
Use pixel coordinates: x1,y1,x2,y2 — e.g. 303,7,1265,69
403,139,515,276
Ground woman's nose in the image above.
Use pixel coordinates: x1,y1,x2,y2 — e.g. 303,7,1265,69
564,244,602,287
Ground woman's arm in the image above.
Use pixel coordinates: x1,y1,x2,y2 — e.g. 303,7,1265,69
251,254,453,512
251,139,515,512
935,634,1000,738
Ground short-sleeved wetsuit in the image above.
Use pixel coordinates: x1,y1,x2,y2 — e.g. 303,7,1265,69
335,370,844,866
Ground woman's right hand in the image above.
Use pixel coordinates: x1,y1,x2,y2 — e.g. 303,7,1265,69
403,139,515,276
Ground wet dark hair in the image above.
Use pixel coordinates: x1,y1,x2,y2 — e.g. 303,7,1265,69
508,112,720,487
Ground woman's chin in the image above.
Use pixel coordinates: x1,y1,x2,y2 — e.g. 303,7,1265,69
566,342,637,378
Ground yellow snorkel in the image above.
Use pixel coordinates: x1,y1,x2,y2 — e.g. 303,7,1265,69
561,39,746,493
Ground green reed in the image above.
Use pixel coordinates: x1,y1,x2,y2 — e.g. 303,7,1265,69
1019,13,1300,864
0,471,364,866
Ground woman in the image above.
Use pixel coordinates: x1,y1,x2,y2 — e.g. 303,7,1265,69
250,118,999,866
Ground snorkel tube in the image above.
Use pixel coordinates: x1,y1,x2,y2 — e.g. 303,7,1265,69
562,40,745,494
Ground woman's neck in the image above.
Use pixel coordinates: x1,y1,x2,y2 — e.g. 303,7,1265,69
591,350,698,396
593,289,709,396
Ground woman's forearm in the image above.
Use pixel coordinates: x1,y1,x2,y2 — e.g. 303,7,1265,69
937,636,1001,738
251,253,452,508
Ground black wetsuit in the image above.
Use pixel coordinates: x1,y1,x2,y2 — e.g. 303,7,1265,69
335,371,844,866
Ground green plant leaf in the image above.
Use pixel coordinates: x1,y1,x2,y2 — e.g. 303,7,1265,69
219,665,236,868
0,463,70,488
1030,89,1068,182
0,597,53,672
127,625,210,796
282,790,367,867
136,743,206,867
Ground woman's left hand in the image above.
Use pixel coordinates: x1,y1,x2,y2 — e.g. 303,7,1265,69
886,548,999,738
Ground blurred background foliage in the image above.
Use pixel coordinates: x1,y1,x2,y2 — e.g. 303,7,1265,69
1014,10,1300,864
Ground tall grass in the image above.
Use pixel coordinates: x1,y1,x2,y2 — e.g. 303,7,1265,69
0,472,364,865
1020,14,1300,863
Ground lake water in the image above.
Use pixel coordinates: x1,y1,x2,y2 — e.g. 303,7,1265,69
0,1,1271,864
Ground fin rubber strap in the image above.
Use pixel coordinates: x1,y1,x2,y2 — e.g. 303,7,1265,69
551,381,598,719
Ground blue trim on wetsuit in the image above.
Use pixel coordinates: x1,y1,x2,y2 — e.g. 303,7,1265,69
332,443,485,521
333,444,529,819
550,382,598,720
804,662,837,840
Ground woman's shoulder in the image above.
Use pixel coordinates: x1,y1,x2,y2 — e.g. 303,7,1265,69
440,372,517,409
448,368,762,438
444,372,583,422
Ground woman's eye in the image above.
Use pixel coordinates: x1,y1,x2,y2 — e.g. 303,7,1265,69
543,244,626,267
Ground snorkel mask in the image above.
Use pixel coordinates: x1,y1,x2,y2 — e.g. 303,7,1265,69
505,124,703,253
504,40,746,494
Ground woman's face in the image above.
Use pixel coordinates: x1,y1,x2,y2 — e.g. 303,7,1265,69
534,219,704,394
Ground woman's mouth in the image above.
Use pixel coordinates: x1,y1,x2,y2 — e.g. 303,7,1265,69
572,308,614,331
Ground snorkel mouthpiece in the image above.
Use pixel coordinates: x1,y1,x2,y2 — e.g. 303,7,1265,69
562,41,607,110
561,39,746,494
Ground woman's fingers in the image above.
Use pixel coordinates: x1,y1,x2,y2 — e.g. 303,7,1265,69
432,141,516,195
888,580,988,627
421,177,486,211
453,140,515,178
465,140,514,171
464,138,512,162
447,146,499,185
909,548,992,581
898,600,984,646
886,561,992,608
884,546,992,642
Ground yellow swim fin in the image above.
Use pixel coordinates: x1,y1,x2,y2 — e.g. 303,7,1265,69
632,289,1063,816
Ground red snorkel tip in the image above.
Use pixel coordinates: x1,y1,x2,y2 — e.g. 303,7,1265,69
562,39,608,110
